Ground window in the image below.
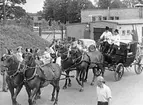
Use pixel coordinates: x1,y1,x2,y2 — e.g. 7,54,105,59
115,16,119,20
38,17,42,21
103,16,107,20
122,30,125,35
132,30,135,33
72,37,75,41
98,16,102,21
127,30,130,34
110,16,114,20
67,37,72,41
92,16,96,22
31,17,34,20
34,22,39,26
39,23,41,26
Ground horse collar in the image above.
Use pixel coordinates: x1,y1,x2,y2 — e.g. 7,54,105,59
8,62,21,78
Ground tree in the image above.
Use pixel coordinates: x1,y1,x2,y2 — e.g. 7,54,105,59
97,0,127,9
98,0,111,9
121,0,139,8
7,0,26,5
42,0,95,23
110,0,127,8
0,0,26,20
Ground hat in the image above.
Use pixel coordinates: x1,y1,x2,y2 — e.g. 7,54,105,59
97,76,105,83
105,26,109,30
114,29,119,33
17,46,22,50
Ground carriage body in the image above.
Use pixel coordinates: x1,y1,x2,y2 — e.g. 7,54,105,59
104,40,137,67
102,39,142,81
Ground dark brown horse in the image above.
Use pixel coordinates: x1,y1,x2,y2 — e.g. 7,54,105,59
57,45,74,90
1,50,24,105
22,52,61,105
70,47,104,87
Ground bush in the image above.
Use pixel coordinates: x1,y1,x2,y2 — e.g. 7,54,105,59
0,25,50,57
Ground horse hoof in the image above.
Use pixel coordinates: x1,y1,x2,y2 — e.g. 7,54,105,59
53,102,58,105
79,88,84,92
68,83,72,87
51,97,55,101
16,102,21,105
62,86,67,89
33,101,36,105
90,83,94,86
37,95,41,99
84,79,87,82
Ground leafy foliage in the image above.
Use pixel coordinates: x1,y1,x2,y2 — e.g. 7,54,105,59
110,0,127,8
0,0,26,20
43,0,95,23
121,0,143,8
7,0,26,5
97,0,127,9
97,0,111,9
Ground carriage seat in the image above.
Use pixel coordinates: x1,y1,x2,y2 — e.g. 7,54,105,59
116,43,128,56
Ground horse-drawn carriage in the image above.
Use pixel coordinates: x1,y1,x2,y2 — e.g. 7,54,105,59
99,39,143,81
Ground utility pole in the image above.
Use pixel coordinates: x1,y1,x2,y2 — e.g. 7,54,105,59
3,0,6,25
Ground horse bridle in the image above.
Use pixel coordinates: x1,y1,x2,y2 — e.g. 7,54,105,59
60,50,70,62
1,55,25,79
72,52,83,65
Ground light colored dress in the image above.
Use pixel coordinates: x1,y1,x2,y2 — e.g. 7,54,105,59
15,52,23,62
40,51,52,65
111,34,120,46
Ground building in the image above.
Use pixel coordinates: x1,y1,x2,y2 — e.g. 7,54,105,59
66,19,143,43
66,7,143,43
81,8,143,23
28,13,43,31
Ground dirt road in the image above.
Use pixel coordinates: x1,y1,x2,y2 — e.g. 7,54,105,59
0,67,143,105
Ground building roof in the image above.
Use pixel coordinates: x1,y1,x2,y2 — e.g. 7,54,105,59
81,8,139,12
103,19,143,25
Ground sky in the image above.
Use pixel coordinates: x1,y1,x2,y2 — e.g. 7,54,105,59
22,0,95,13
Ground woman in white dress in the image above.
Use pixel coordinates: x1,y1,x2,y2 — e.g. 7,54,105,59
108,29,120,56
15,46,23,62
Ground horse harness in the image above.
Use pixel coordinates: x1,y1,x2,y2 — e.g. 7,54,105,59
24,64,57,82
72,51,101,69
3,62,25,86
73,52,90,66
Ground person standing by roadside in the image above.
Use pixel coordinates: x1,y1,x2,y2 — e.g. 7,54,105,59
97,76,112,105
1,49,13,92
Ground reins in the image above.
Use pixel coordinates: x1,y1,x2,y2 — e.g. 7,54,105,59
3,61,25,79
24,64,75,82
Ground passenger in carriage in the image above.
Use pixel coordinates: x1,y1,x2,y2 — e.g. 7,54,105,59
25,48,33,53
100,26,113,53
76,39,83,50
34,48,41,60
15,46,23,62
41,47,53,65
108,29,120,56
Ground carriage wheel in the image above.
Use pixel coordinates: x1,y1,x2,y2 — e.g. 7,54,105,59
88,44,96,52
114,63,124,81
134,56,143,74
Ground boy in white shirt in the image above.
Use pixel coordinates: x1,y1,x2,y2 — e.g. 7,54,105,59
97,76,112,105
